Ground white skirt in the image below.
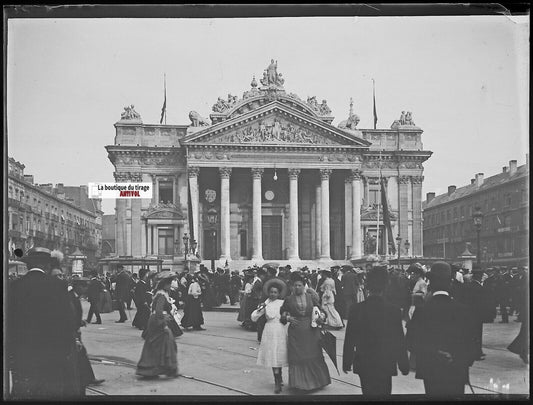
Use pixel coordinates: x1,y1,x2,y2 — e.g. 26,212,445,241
257,320,289,367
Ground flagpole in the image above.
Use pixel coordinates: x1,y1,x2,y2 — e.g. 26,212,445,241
375,150,381,257
372,79,377,130
164,73,167,125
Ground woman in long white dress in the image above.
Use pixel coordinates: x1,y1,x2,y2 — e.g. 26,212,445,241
251,278,288,394
320,273,344,329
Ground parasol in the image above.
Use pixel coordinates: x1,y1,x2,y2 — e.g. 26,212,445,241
153,270,179,281
263,262,281,269
320,329,340,375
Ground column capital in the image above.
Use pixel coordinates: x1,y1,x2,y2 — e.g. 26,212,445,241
410,175,424,184
219,167,232,179
319,168,332,180
114,171,130,182
130,172,143,182
288,168,301,179
398,175,411,184
350,169,363,181
366,176,380,185
251,167,264,179
188,166,200,178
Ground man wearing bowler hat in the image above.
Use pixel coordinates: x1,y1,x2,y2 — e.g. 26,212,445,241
7,247,79,399
343,266,409,396
406,261,477,396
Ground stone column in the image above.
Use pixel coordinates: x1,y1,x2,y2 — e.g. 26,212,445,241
251,168,264,261
116,199,127,256
288,168,301,261
351,169,363,260
219,167,232,261
344,176,352,259
131,199,142,256
188,167,200,249
411,175,424,257
315,185,322,259
320,169,332,260
398,175,410,253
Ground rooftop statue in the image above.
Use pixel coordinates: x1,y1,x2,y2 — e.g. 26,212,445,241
338,98,360,130
318,99,332,116
306,96,320,113
120,105,142,121
260,59,285,89
391,111,416,128
189,110,210,127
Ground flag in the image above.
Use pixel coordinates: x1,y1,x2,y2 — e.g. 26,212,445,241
160,74,166,124
372,79,378,129
496,215,502,225
380,177,396,255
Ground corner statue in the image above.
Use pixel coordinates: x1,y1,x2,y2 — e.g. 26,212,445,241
189,111,210,127
120,105,141,121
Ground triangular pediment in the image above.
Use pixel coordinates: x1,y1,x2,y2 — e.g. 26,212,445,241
182,102,370,147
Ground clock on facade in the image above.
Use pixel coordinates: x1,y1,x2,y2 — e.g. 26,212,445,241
205,189,217,203
264,190,275,201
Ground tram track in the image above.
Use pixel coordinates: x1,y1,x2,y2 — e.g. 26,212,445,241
88,355,253,396
84,325,513,396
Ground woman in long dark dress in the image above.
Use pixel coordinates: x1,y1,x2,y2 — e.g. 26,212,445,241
181,276,205,331
136,276,178,378
280,272,331,392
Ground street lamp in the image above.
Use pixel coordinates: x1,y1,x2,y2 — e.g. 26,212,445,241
207,208,218,271
191,239,198,256
183,233,189,256
472,206,484,265
404,239,410,257
396,235,402,269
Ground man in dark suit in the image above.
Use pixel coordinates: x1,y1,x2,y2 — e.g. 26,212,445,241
343,266,409,396
7,248,78,399
341,265,358,319
86,271,104,324
406,261,477,397
229,270,242,305
459,264,491,360
114,265,132,323
68,279,105,393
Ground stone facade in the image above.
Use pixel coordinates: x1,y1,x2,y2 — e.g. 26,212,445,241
7,157,103,271
106,62,432,271
423,158,529,266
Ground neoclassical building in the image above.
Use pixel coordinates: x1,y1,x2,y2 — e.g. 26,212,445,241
106,61,432,271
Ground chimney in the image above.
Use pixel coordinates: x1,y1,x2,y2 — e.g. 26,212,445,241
56,183,65,193
426,192,435,203
509,160,517,176
475,173,484,187
447,185,456,196
24,175,34,184
470,179,475,185
502,166,508,173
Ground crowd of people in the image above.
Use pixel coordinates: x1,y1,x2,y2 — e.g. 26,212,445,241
6,246,529,399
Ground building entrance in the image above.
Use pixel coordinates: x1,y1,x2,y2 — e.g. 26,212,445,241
262,215,282,260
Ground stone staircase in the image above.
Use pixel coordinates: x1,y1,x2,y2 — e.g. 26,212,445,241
200,259,352,272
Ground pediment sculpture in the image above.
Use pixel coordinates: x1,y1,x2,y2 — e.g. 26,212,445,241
120,105,142,121
216,117,337,145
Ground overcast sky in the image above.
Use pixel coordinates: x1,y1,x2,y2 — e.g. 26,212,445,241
7,16,529,215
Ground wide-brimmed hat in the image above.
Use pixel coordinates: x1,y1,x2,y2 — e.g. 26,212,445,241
263,277,288,298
